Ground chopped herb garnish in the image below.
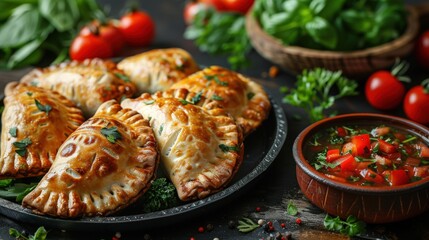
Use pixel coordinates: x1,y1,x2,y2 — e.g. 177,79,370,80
144,100,155,105
13,138,32,157
372,143,379,154
114,72,131,82
159,124,164,135
343,126,358,136
347,176,360,182
101,126,122,143
211,94,223,101
178,99,192,105
237,218,259,233
191,91,203,104
0,179,12,187
286,201,298,216
34,99,52,114
402,136,417,144
219,144,240,153
26,91,33,96
9,127,17,137
247,92,255,100
411,176,422,182
204,74,228,86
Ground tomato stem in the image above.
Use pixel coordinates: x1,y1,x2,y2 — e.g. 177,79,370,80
422,78,429,94
391,58,410,82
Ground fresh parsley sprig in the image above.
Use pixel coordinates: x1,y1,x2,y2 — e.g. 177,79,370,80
324,214,366,237
286,201,298,216
281,68,358,122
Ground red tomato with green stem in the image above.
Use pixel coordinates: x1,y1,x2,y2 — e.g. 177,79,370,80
69,33,113,61
403,79,429,125
415,30,429,69
365,60,410,110
119,10,155,47
200,0,227,11
80,20,125,54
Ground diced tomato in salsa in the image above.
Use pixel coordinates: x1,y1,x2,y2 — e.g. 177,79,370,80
413,166,429,178
337,127,347,137
418,143,429,158
405,157,421,167
389,170,410,186
326,149,341,162
378,139,397,154
360,169,385,184
351,134,371,157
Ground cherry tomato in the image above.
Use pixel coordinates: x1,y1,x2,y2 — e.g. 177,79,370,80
80,20,125,54
403,81,429,125
184,0,210,25
119,10,155,47
69,34,113,61
365,70,405,110
415,30,429,70
220,0,254,14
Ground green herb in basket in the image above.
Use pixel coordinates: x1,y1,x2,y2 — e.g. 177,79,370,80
281,68,358,122
252,0,407,51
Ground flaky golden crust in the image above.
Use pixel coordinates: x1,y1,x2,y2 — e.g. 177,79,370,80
22,100,159,218
117,48,200,94
0,82,84,179
121,89,243,201
170,66,271,136
20,58,136,118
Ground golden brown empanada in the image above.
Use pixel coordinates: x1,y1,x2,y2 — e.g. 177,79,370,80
170,66,271,136
22,100,159,218
117,48,199,94
121,89,243,201
20,58,136,117
0,82,84,179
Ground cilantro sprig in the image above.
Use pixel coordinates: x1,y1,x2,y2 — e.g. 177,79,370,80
219,144,240,153
281,68,358,122
286,201,298,216
324,215,366,237
101,126,122,144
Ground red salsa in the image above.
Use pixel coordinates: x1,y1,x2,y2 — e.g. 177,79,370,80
305,125,429,186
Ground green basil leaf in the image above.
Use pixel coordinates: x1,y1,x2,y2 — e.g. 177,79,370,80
313,0,345,20
0,4,41,48
31,226,48,240
340,10,373,34
305,16,337,49
39,0,79,32
6,39,43,69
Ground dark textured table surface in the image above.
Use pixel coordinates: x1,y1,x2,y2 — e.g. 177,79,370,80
0,0,428,239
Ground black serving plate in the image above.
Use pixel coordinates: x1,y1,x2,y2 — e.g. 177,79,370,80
0,95,287,231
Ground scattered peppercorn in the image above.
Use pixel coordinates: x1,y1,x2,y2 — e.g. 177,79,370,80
284,232,292,240
206,224,214,232
296,218,302,225
269,226,275,232
198,226,205,233
190,237,195,240
256,207,261,212
228,220,237,229
280,223,286,228
267,221,273,226
115,232,121,238
269,66,279,78
112,237,119,240
257,219,265,226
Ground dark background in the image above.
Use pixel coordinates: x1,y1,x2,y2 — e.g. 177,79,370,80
0,0,428,239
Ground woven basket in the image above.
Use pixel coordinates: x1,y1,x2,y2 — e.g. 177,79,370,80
246,6,420,76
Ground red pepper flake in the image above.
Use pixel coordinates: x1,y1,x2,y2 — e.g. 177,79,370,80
268,225,274,232
281,237,286,240
190,237,196,240
198,226,204,233
296,218,302,225
281,223,286,228
255,206,261,212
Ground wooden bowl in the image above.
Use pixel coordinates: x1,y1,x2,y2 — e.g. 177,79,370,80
246,7,419,76
293,113,429,224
